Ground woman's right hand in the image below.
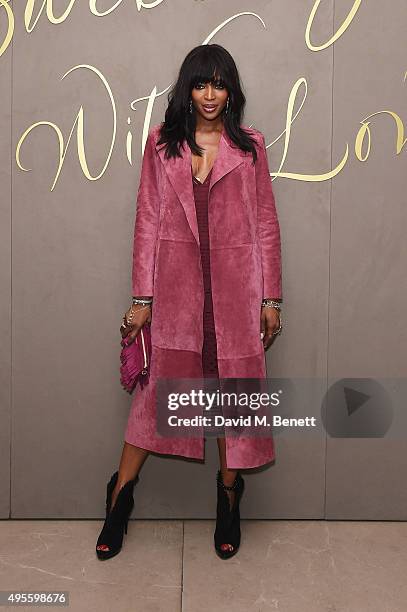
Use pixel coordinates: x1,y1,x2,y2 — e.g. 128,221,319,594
120,303,152,343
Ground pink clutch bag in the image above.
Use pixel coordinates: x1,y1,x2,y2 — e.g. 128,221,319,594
120,322,152,393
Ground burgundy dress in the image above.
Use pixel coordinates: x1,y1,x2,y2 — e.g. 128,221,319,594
192,168,219,378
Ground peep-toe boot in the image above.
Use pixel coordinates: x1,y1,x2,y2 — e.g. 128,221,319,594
96,470,139,560
214,470,245,559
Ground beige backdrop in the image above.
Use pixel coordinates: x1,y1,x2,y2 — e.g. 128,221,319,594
1,0,406,519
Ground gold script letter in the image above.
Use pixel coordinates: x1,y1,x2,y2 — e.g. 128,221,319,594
0,0,14,58
89,0,124,16
25,0,77,31
306,0,362,51
355,111,407,161
271,78,348,182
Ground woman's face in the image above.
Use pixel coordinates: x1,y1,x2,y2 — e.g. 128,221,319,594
191,74,228,121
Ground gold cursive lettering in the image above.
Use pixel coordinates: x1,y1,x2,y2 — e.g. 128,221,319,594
268,77,349,181
89,0,123,16
306,0,362,51
25,0,77,31
16,64,116,190
11,9,406,188
355,110,407,161
0,0,14,58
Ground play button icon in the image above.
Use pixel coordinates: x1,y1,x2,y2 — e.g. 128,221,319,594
322,379,393,438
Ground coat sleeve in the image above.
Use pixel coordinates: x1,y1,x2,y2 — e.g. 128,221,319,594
255,132,283,300
131,130,160,297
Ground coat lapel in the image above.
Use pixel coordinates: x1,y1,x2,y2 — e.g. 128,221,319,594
155,123,247,246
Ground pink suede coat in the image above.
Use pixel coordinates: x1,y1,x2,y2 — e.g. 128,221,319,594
124,122,282,469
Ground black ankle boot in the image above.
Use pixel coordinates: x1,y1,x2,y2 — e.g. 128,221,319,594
214,469,245,560
96,470,139,560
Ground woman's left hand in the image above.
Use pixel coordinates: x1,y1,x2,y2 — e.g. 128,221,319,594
260,307,281,350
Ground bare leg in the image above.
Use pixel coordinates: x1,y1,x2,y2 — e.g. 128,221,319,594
111,442,149,508
217,437,237,510
96,442,149,552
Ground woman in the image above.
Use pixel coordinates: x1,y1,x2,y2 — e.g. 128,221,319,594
96,44,283,561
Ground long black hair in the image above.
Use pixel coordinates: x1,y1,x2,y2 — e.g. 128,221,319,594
157,44,258,164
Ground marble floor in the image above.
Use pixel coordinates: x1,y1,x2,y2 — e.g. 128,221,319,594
0,520,406,612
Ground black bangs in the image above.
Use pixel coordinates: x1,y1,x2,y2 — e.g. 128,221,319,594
191,74,227,88
190,69,227,90
187,50,229,90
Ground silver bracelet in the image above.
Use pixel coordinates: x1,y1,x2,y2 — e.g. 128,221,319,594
132,297,153,305
261,299,282,310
